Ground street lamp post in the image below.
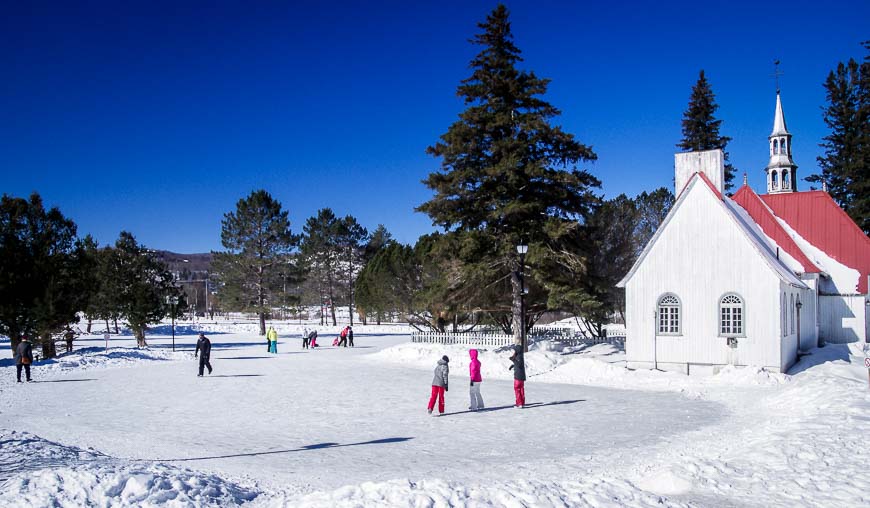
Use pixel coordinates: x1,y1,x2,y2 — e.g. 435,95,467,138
516,243,528,352
165,295,179,352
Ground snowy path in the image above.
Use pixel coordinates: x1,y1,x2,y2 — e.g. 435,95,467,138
0,332,724,496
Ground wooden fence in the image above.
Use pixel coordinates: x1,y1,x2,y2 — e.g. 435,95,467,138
411,327,625,348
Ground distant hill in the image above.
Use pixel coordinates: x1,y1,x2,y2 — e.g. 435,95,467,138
155,251,212,276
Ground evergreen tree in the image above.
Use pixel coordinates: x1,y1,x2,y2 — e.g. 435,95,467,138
678,70,737,192
633,187,675,256
336,216,368,326
212,190,297,335
806,42,870,233
299,208,342,326
417,4,599,347
355,242,414,325
113,232,184,347
0,193,85,358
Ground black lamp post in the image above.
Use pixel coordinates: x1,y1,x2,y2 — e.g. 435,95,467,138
165,295,179,352
516,243,528,352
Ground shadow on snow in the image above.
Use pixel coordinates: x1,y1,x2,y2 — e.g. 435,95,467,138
440,399,585,417
152,436,414,462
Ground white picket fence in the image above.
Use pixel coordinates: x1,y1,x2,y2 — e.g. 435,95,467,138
411,327,626,348
411,332,516,347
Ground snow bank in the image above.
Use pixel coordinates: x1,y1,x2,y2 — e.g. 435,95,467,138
367,341,789,393
0,430,259,508
283,477,687,508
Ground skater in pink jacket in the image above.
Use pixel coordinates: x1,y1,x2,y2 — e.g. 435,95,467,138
468,349,484,411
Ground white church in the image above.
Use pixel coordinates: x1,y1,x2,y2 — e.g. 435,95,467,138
617,93,870,374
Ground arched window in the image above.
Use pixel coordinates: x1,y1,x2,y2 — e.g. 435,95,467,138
779,293,788,337
657,294,681,335
773,139,779,154
781,138,788,155
771,171,779,190
719,294,744,336
789,294,795,334
782,169,790,189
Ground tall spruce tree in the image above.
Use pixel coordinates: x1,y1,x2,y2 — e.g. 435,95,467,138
336,215,368,326
212,190,297,335
678,70,737,192
806,42,870,233
417,4,599,348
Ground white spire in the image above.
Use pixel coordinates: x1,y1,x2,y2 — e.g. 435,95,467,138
766,92,797,194
771,92,789,136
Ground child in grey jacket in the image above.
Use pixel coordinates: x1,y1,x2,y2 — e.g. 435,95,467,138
427,355,449,415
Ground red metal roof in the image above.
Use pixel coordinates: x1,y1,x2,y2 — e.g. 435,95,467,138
732,185,821,274
761,191,870,293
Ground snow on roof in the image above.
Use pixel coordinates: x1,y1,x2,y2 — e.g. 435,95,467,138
731,185,820,274
720,197,806,288
761,191,870,293
618,173,806,289
773,216,861,294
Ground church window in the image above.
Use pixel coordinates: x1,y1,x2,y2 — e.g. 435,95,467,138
779,293,788,337
782,138,788,155
773,139,779,154
657,294,681,335
783,170,790,189
771,171,779,190
719,294,744,336
789,294,795,334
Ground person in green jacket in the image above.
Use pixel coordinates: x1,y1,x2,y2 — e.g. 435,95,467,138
267,326,278,354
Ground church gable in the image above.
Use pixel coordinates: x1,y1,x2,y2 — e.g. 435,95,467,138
619,171,805,289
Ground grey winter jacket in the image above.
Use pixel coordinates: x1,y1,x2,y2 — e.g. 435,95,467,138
431,359,449,389
509,345,526,381
14,341,33,366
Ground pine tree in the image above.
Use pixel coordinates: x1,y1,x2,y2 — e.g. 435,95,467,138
417,4,599,347
212,190,297,335
807,43,870,233
0,193,86,358
678,70,736,192
113,232,184,347
336,215,368,326
300,208,342,326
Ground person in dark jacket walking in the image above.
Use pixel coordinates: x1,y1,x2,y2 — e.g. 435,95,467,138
63,328,75,353
14,336,34,383
195,333,213,377
347,326,354,347
508,344,526,408
427,355,449,416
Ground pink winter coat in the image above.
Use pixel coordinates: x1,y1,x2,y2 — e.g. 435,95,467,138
469,349,482,382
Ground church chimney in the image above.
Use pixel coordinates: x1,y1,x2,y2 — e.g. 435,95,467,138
674,149,725,196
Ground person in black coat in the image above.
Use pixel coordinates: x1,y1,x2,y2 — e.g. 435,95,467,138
347,326,354,347
508,344,526,408
14,336,34,383
195,333,213,377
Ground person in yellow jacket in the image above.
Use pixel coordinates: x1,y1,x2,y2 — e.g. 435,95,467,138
267,326,278,354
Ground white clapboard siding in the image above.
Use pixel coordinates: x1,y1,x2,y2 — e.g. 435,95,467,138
624,178,785,372
819,295,867,344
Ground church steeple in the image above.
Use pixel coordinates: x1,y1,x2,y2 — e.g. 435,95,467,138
766,92,797,194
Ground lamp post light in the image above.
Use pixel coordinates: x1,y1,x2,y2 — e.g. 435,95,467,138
516,243,528,352
165,295,179,352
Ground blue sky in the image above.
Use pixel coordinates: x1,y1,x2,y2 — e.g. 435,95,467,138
2,1,867,252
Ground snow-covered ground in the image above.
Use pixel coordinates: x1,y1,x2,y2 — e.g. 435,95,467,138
1,322,868,507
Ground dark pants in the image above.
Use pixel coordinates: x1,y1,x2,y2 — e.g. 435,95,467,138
65,341,73,353
302,337,309,348
338,337,347,347
16,364,31,381
348,335,354,347
198,357,212,376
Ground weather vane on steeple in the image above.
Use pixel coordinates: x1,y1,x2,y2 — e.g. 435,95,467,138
771,60,783,94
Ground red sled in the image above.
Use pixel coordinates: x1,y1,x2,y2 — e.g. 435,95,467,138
332,337,340,346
